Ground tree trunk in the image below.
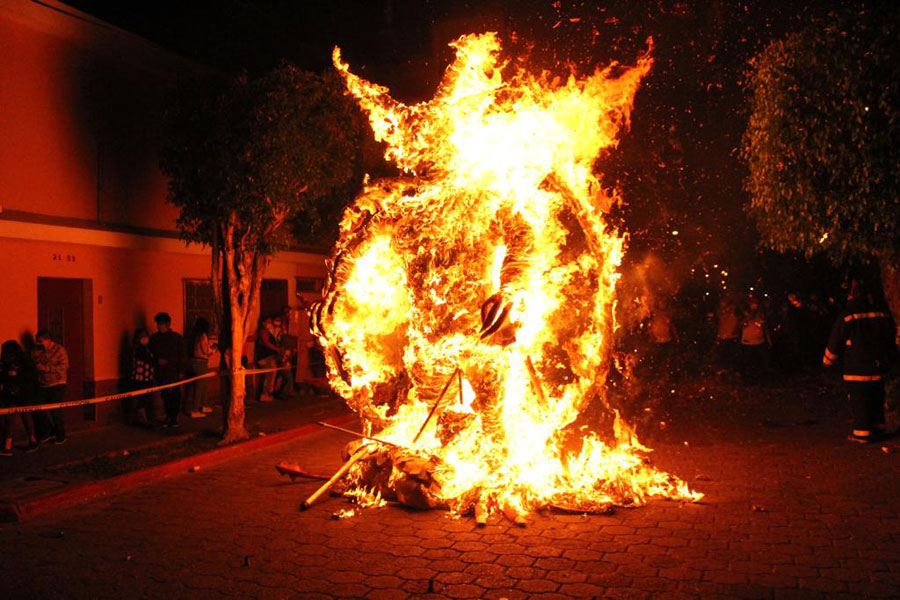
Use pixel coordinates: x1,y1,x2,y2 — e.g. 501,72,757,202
221,316,249,444
879,257,900,343
217,216,272,444
220,225,251,444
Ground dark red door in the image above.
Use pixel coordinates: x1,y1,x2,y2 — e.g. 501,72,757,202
37,278,92,401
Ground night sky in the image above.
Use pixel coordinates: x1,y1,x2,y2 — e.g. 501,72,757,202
64,0,865,296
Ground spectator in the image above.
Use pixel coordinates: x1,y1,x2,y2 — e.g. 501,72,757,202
241,331,256,402
647,297,678,379
218,337,234,428
254,316,279,402
779,292,807,373
715,296,741,373
128,328,155,427
185,318,216,418
823,280,898,443
273,313,297,399
32,329,68,444
280,305,300,395
1,340,39,455
149,312,186,428
740,295,772,382
807,293,832,362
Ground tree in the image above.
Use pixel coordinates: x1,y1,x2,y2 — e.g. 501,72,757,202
161,65,363,443
741,7,900,324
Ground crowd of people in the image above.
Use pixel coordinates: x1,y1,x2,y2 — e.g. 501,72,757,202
127,309,307,428
1,330,70,456
643,288,838,382
0,306,316,457
641,279,898,442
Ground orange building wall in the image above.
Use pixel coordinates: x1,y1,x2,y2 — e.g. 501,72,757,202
0,232,325,384
0,13,97,220
0,0,187,229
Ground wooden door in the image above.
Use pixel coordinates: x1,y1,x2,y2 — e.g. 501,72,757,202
37,277,92,402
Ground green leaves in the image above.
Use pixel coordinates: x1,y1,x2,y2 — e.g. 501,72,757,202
741,7,900,265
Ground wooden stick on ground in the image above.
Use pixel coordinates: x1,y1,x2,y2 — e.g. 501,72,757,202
315,421,404,448
501,500,528,527
412,367,461,444
275,461,330,481
300,445,371,511
474,497,489,527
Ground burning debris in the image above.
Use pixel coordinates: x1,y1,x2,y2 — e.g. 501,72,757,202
304,32,700,522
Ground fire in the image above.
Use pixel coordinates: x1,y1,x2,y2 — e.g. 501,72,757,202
314,32,701,520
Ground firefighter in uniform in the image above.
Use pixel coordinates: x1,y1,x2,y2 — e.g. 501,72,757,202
822,281,897,443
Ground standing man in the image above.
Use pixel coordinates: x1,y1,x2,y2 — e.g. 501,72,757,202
276,306,298,399
740,294,771,382
648,297,678,380
149,312,186,428
254,316,279,402
780,292,808,372
823,281,897,443
32,329,68,444
715,295,741,374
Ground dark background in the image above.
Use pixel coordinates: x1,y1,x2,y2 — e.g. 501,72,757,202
63,0,863,298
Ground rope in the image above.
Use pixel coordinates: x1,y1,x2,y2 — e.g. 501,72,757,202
0,365,294,416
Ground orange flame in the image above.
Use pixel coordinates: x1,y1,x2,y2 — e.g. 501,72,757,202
317,33,700,517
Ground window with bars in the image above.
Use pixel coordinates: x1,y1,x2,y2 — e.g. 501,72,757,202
183,279,216,336
296,276,324,294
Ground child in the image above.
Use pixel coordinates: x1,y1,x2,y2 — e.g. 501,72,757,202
129,329,155,427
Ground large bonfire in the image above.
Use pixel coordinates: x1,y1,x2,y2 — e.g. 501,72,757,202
310,33,700,522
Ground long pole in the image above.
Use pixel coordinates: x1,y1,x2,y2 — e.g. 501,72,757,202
412,367,460,444
315,421,404,448
300,445,371,510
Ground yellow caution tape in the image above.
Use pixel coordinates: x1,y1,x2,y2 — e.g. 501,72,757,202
0,366,294,416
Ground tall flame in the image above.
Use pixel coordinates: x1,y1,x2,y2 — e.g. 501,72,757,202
316,33,700,517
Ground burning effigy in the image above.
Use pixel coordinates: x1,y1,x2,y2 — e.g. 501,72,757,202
305,33,700,523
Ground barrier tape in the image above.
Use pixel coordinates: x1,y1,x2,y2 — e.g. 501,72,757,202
0,365,294,416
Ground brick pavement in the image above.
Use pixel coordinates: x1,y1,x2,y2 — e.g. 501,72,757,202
1,380,899,599
0,392,347,486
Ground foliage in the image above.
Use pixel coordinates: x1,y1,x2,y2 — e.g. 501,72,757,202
741,7,900,263
161,65,364,255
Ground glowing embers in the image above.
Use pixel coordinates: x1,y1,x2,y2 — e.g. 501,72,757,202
314,32,701,523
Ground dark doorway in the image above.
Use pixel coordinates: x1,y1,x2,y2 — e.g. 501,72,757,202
260,278,288,320
37,278,94,407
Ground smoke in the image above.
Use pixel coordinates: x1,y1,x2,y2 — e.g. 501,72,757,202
617,250,689,334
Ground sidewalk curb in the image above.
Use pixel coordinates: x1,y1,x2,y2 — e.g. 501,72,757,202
0,413,357,523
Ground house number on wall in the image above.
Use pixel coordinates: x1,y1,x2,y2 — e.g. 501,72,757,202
52,253,76,262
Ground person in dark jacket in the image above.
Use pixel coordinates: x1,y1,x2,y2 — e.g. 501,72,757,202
254,316,280,402
1,340,40,455
149,312,186,428
779,293,808,373
740,294,772,382
128,329,155,427
823,281,898,443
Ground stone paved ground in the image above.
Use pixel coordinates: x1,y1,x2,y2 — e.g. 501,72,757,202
1,377,899,599
0,392,346,489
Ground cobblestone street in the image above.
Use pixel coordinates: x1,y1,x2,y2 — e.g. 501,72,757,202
1,380,899,599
